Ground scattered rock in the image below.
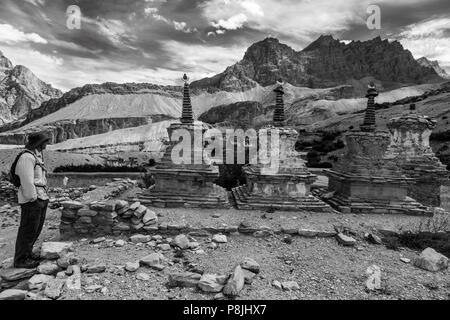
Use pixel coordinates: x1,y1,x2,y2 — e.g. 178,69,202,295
61,201,83,210
28,274,54,291
168,272,202,288
85,284,103,293
174,234,190,249
214,293,226,300
242,269,257,284
189,242,200,249
0,289,27,300
240,258,260,274
223,266,245,297
281,281,300,291
0,268,36,281
125,262,140,272
400,257,411,264
207,242,218,250
40,242,73,260
158,244,171,251
65,266,81,290
212,234,228,243
44,279,65,299
133,205,148,219
136,273,150,281
272,280,282,290
86,264,106,274
198,274,225,293
114,240,126,247
365,265,382,291
413,248,449,272
93,237,106,244
298,229,319,237
130,234,151,244
282,236,292,244
140,253,164,267
37,262,60,275
365,233,383,245
143,210,158,225
336,233,356,246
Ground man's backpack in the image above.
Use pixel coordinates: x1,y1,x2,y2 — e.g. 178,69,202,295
8,150,37,188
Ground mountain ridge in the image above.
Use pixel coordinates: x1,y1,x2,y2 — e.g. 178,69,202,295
191,35,442,92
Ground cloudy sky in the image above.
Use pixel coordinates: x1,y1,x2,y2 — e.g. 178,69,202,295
0,0,449,91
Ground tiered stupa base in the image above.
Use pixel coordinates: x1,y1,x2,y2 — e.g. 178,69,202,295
136,167,231,209
135,121,230,209
232,165,332,212
325,170,432,216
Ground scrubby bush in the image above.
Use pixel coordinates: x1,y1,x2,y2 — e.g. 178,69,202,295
54,164,146,173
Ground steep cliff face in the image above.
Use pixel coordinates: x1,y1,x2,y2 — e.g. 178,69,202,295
198,101,265,127
417,57,450,79
0,116,160,145
192,36,443,92
0,51,62,125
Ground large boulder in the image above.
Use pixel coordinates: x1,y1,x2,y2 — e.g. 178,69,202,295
413,248,449,272
223,266,245,297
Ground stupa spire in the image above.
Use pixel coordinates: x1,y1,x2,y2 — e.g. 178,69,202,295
273,79,285,127
181,74,194,124
360,82,378,132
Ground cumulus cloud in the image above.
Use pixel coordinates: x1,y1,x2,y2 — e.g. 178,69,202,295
0,24,47,44
211,13,248,30
397,16,450,72
145,7,196,33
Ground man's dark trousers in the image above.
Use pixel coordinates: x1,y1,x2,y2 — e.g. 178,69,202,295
14,199,48,264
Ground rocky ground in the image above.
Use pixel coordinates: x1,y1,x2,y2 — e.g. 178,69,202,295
0,199,449,300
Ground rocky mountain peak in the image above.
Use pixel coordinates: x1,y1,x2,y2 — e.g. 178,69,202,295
0,51,62,126
303,34,342,51
417,57,450,79
0,50,13,70
243,36,295,62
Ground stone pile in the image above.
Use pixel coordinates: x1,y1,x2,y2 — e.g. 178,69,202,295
47,186,93,209
0,181,17,204
0,241,76,300
167,257,260,298
60,199,158,237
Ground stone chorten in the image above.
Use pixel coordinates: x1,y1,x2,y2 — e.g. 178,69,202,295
385,104,450,207
137,74,230,208
325,85,432,215
232,81,331,212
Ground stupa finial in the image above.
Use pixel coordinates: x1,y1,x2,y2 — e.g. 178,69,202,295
360,82,379,132
273,79,285,127
180,73,194,124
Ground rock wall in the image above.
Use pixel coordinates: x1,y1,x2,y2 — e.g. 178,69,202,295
0,117,150,145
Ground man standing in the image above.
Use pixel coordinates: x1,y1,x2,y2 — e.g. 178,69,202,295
14,133,50,268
